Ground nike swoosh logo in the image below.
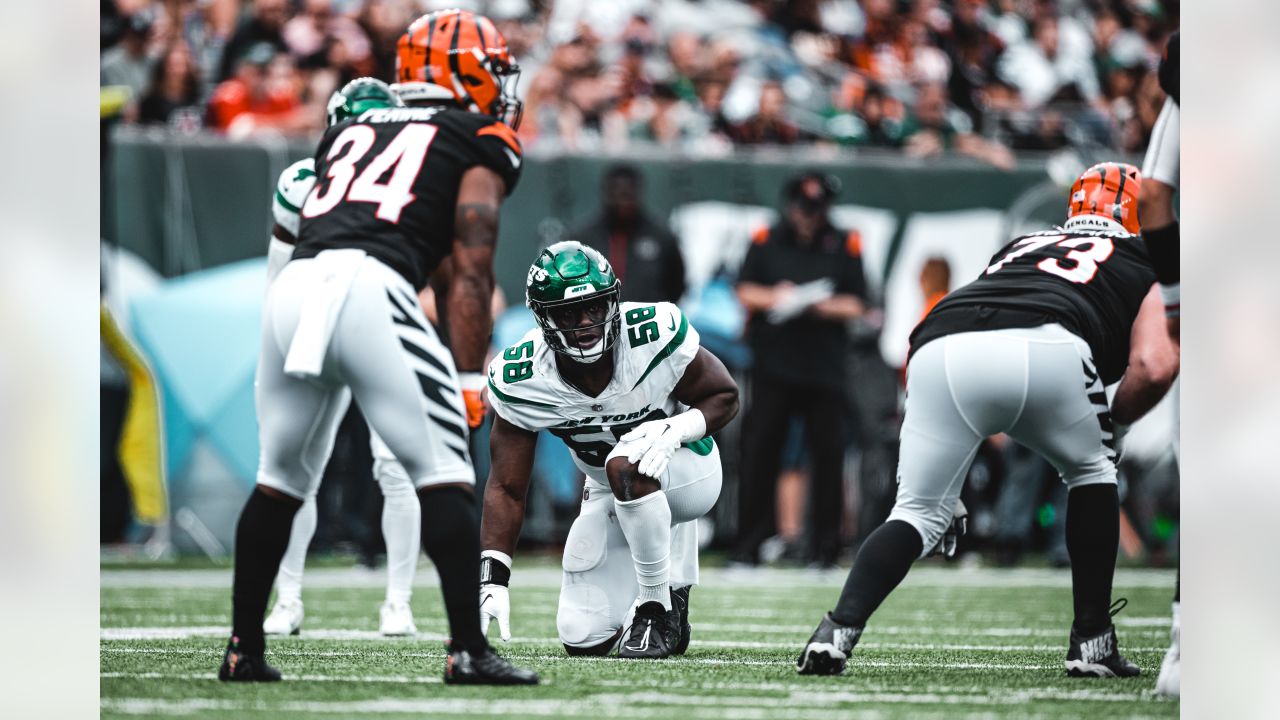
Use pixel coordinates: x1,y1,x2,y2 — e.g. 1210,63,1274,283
503,147,521,169
668,317,677,331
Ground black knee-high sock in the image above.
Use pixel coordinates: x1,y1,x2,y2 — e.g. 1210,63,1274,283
231,488,302,655
419,486,486,654
831,520,923,628
1066,483,1120,636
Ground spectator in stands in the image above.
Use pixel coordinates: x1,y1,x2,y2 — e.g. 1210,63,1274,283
137,40,203,129
943,0,1007,130
732,172,867,567
732,80,801,145
101,10,158,114
997,14,1101,111
284,0,375,81
217,0,290,81
568,164,686,304
207,43,301,134
903,82,1015,168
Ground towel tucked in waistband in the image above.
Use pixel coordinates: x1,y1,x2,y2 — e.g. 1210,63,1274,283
284,248,366,380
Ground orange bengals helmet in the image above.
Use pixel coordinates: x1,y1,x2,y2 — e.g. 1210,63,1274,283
1066,162,1142,234
395,9,522,129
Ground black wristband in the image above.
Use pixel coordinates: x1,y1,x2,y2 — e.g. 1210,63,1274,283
1141,221,1180,285
479,557,511,587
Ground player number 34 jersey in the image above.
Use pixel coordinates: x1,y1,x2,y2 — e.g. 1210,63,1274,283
487,302,704,475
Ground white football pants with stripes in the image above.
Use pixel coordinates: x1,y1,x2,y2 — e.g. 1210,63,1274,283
556,441,722,651
891,323,1117,555
256,252,475,508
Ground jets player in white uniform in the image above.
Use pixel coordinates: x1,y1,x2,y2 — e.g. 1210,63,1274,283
479,242,739,658
261,78,421,637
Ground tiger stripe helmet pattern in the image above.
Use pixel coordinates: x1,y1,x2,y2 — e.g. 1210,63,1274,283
396,9,523,129
1067,162,1143,234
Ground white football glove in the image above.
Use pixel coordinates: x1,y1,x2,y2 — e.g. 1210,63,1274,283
479,584,511,642
621,421,682,479
620,409,707,479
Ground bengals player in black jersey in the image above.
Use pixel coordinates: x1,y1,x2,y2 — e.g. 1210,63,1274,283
219,9,536,685
797,162,1179,680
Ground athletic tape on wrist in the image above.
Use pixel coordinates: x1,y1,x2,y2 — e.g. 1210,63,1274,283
1160,283,1180,317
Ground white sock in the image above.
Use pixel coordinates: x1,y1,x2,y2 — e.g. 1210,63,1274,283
615,492,673,611
275,496,317,603
379,470,421,606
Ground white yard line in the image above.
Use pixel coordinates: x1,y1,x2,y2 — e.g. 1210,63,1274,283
100,671,443,684
100,565,1177,590
98,646,1057,670
98,625,1166,653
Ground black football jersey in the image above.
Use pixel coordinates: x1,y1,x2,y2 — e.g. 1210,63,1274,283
294,105,523,289
910,227,1156,384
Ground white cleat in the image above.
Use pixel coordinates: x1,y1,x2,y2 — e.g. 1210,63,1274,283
263,598,304,636
379,601,418,636
1155,602,1180,698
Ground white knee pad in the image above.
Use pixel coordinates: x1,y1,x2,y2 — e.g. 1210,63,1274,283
559,509,615,648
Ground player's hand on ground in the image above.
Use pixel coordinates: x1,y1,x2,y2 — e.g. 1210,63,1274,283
458,372,488,428
479,583,511,642
621,420,682,479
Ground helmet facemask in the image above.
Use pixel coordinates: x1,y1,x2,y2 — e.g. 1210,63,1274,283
531,288,621,364
489,59,524,130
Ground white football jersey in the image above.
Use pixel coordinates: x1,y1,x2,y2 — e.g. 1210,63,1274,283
273,158,316,236
488,301,701,476
268,159,317,283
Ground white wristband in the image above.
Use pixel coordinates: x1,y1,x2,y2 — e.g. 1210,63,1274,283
1160,283,1180,317
481,549,512,570
668,408,707,444
458,372,486,392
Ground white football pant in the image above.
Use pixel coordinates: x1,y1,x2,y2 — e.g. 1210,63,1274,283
256,252,475,504
556,441,722,650
891,324,1117,556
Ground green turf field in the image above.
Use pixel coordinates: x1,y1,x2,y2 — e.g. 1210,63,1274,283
101,560,1179,719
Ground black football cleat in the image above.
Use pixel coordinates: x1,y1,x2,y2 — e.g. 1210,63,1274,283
218,637,282,682
1065,624,1141,678
671,586,693,655
444,647,539,685
796,613,863,676
618,601,681,659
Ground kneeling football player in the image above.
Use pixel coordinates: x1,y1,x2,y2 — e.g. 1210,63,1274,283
479,241,739,658
797,162,1179,678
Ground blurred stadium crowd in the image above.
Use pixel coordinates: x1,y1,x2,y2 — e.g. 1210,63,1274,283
101,1,1180,569
102,0,1177,162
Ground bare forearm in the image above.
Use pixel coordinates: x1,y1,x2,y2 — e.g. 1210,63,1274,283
446,266,494,371
810,294,864,320
691,388,739,435
736,282,777,312
480,477,528,557
1112,348,1179,425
